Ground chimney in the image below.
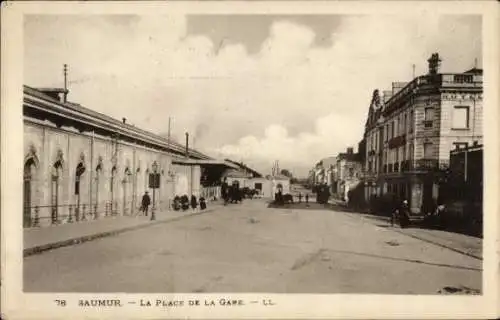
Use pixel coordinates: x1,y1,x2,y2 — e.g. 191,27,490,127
347,147,354,155
122,118,126,124
427,53,441,75
185,132,189,158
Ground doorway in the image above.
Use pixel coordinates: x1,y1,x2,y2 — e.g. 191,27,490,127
23,159,36,228
51,160,63,224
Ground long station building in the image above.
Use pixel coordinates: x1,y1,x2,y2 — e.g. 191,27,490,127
23,86,238,228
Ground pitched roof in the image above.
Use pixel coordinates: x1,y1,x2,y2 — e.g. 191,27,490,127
24,85,211,160
464,67,483,75
225,169,252,178
224,159,263,177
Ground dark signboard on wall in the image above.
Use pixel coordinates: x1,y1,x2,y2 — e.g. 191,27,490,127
149,173,161,189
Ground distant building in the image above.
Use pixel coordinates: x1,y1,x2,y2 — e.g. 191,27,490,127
362,53,483,214
222,161,291,198
333,147,363,201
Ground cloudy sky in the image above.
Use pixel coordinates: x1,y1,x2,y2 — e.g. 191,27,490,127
24,14,481,177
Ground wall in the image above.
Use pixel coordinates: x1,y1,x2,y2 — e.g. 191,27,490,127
24,121,198,227
438,92,483,161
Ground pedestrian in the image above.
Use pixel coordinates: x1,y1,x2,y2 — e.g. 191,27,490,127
305,193,309,204
199,197,207,210
221,178,229,205
191,195,198,212
141,191,151,216
399,199,410,228
298,192,302,203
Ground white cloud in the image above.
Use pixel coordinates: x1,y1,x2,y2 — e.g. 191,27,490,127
24,14,481,177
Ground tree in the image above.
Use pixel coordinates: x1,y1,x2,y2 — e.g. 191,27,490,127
280,169,293,178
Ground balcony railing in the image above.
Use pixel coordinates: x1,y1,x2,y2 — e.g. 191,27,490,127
388,135,406,149
409,159,449,171
376,159,449,176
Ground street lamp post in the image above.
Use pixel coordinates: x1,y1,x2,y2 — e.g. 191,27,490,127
150,161,160,221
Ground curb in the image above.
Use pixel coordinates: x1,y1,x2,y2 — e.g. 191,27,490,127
391,229,483,261
23,207,219,257
341,211,483,261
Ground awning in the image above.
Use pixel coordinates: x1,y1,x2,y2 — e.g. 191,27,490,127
172,158,239,169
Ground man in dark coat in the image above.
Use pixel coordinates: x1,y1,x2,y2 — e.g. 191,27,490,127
191,195,198,212
141,191,151,216
221,178,229,205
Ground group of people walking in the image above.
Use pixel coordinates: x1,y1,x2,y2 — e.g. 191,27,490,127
221,178,243,205
137,191,207,216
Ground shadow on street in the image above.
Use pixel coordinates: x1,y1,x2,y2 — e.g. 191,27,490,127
268,198,482,239
267,202,336,211
333,203,483,238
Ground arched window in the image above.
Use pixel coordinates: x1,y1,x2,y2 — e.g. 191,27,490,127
110,165,117,214
94,158,103,214
51,159,63,223
75,162,86,195
124,167,132,182
23,157,38,228
110,166,117,192
145,168,149,191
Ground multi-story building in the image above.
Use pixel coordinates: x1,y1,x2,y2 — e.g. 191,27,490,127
362,53,483,214
334,147,363,200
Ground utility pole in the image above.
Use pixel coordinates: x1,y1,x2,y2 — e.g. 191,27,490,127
63,64,68,103
185,132,189,159
167,117,171,146
412,64,416,79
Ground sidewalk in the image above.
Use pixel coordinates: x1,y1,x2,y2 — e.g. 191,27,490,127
351,212,483,260
24,202,223,257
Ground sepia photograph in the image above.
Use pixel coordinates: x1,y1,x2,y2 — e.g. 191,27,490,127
2,1,499,319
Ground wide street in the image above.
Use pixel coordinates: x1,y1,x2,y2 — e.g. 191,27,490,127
24,198,481,294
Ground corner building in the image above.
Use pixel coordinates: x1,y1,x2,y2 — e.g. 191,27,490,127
363,54,483,214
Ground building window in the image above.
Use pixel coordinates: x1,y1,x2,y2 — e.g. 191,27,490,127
452,106,470,129
423,143,433,159
392,121,395,138
75,162,85,195
424,107,434,121
424,107,434,128
403,113,408,133
409,110,414,133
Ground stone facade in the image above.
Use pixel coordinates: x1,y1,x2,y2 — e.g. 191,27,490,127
361,55,483,214
23,86,219,228
332,148,363,200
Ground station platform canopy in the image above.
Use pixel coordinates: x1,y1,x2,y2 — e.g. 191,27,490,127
172,158,240,170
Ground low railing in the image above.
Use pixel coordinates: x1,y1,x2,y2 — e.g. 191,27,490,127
22,199,172,229
200,186,221,200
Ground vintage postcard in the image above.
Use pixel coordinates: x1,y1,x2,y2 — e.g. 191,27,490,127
1,1,499,319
